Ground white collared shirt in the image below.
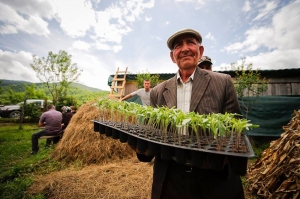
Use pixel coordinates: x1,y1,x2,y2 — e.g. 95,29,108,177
176,69,195,113
176,69,196,135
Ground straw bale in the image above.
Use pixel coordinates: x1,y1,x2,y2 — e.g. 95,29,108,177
51,100,135,165
26,158,153,199
247,110,300,198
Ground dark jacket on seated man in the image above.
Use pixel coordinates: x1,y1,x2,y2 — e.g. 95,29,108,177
62,108,73,130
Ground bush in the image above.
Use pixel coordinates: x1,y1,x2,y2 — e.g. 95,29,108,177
24,103,42,122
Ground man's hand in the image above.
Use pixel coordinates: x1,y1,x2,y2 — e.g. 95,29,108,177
38,122,45,127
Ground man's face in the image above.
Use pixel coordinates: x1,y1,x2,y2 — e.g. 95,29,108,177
199,62,212,71
143,81,151,89
170,34,204,70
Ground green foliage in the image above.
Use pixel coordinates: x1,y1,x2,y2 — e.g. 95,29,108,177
30,50,82,105
4,88,25,104
0,124,63,199
0,80,109,107
232,58,268,119
251,141,270,160
0,83,47,105
23,103,43,122
136,70,160,88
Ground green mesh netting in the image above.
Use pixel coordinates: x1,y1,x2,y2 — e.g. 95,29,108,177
124,95,143,105
239,95,300,137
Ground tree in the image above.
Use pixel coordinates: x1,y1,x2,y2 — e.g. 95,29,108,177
136,69,160,88
19,84,48,129
30,50,82,105
232,57,268,119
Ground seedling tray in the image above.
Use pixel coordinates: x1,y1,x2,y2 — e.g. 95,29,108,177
93,120,255,175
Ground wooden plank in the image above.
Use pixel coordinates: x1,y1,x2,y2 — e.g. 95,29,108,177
40,135,61,139
291,83,300,95
113,78,126,81
110,86,124,89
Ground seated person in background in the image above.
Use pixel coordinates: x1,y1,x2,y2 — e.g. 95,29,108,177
31,104,62,154
198,55,212,71
70,106,77,115
61,106,73,130
49,106,73,144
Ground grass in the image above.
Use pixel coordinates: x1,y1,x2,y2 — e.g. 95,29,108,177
0,122,63,199
0,121,272,199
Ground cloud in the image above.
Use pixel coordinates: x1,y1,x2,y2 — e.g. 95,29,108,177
145,16,152,21
0,0,55,19
123,0,155,22
0,50,38,82
224,0,300,53
246,49,300,70
216,48,300,71
253,1,277,21
0,24,18,34
204,32,216,42
70,52,117,90
175,0,205,9
0,2,51,37
53,0,96,37
92,0,154,46
72,40,91,51
243,1,251,12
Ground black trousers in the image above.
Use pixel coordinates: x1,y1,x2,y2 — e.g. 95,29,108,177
31,130,61,151
31,129,48,152
160,160,245,199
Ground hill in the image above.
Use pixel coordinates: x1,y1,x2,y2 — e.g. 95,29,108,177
0,79,104,92
0,79,109,105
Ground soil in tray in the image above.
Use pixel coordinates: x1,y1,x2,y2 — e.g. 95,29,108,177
96,122,251,155
145,135,249,154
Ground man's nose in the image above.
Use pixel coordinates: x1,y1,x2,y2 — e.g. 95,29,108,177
181,42,190,52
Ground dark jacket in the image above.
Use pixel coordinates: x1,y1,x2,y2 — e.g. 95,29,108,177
139,67,244,199
62,112,73,130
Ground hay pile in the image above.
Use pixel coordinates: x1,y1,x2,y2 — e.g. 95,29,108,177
51,100,135,164
26,101,154,198
247,110,300,199
26,158,153,199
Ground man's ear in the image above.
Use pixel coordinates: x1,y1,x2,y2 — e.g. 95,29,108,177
170,51,176,63
199,45,204,58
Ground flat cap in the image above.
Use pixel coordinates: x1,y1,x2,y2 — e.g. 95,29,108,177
167,28,202,50
198,56,212,65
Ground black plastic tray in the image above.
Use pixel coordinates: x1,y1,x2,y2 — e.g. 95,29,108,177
93,120,255,175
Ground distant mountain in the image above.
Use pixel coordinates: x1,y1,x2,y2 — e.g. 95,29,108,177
0,79,104,92
0,79,109,105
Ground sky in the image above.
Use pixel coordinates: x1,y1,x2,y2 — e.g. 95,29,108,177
0,0,299,91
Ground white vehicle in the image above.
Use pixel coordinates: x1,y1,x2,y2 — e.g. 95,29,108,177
0,99,52,118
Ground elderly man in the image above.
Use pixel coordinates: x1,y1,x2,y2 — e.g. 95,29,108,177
31,104,62,154
198,55,213,71
137,29,244,199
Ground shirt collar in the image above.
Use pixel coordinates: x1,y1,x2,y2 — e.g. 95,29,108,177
176,68,196,83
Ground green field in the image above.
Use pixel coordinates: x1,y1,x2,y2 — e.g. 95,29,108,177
0,122,64,199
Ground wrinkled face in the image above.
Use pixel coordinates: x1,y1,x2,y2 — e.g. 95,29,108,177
143,80,151,89
170,34,204,70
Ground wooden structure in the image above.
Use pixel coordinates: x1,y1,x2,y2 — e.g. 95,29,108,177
108,68,300,97
109,67,128,99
